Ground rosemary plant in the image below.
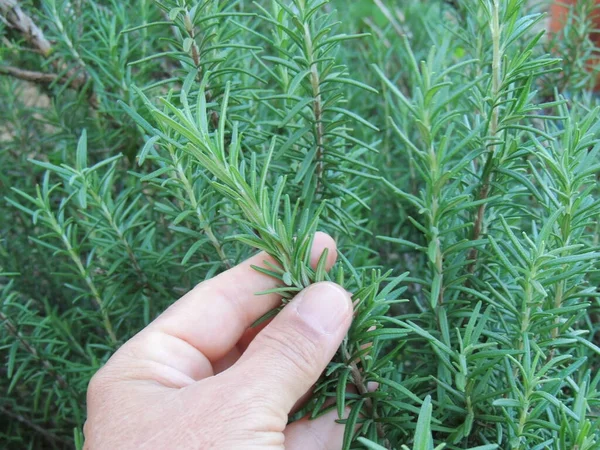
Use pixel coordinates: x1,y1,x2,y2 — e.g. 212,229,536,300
1,0,600,448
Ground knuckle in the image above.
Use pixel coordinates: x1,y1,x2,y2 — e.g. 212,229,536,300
259,324,320,379
86,368,113,406
195,381,285,434
86,371,104,398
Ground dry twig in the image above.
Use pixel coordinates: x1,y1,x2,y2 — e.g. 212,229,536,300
0,0,52,56
0,0,96,105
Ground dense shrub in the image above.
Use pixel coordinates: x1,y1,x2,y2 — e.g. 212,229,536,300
1,0,600,448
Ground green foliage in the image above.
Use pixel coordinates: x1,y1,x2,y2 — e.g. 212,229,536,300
2,0,600,448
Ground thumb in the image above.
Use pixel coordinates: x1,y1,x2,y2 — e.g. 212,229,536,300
230,282,353,414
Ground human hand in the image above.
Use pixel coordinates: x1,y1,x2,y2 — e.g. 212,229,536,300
84,233,354,449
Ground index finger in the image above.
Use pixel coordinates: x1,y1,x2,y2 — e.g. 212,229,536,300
147,232,337,362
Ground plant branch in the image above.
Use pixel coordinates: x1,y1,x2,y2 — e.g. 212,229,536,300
0,65,58,83
304,22,326,195
183,11,219,128
88,190,154,307
0,311,69,391
169,148,232,269
0,0,51,56
0,404,71,447
0,64,87,90
343,345,391,450
45,212,118,344
0,0,96,106
467,0,502,273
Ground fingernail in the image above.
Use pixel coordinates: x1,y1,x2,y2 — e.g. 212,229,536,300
294,282,351,334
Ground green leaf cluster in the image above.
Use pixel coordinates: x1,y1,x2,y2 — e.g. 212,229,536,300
2,0,600,449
